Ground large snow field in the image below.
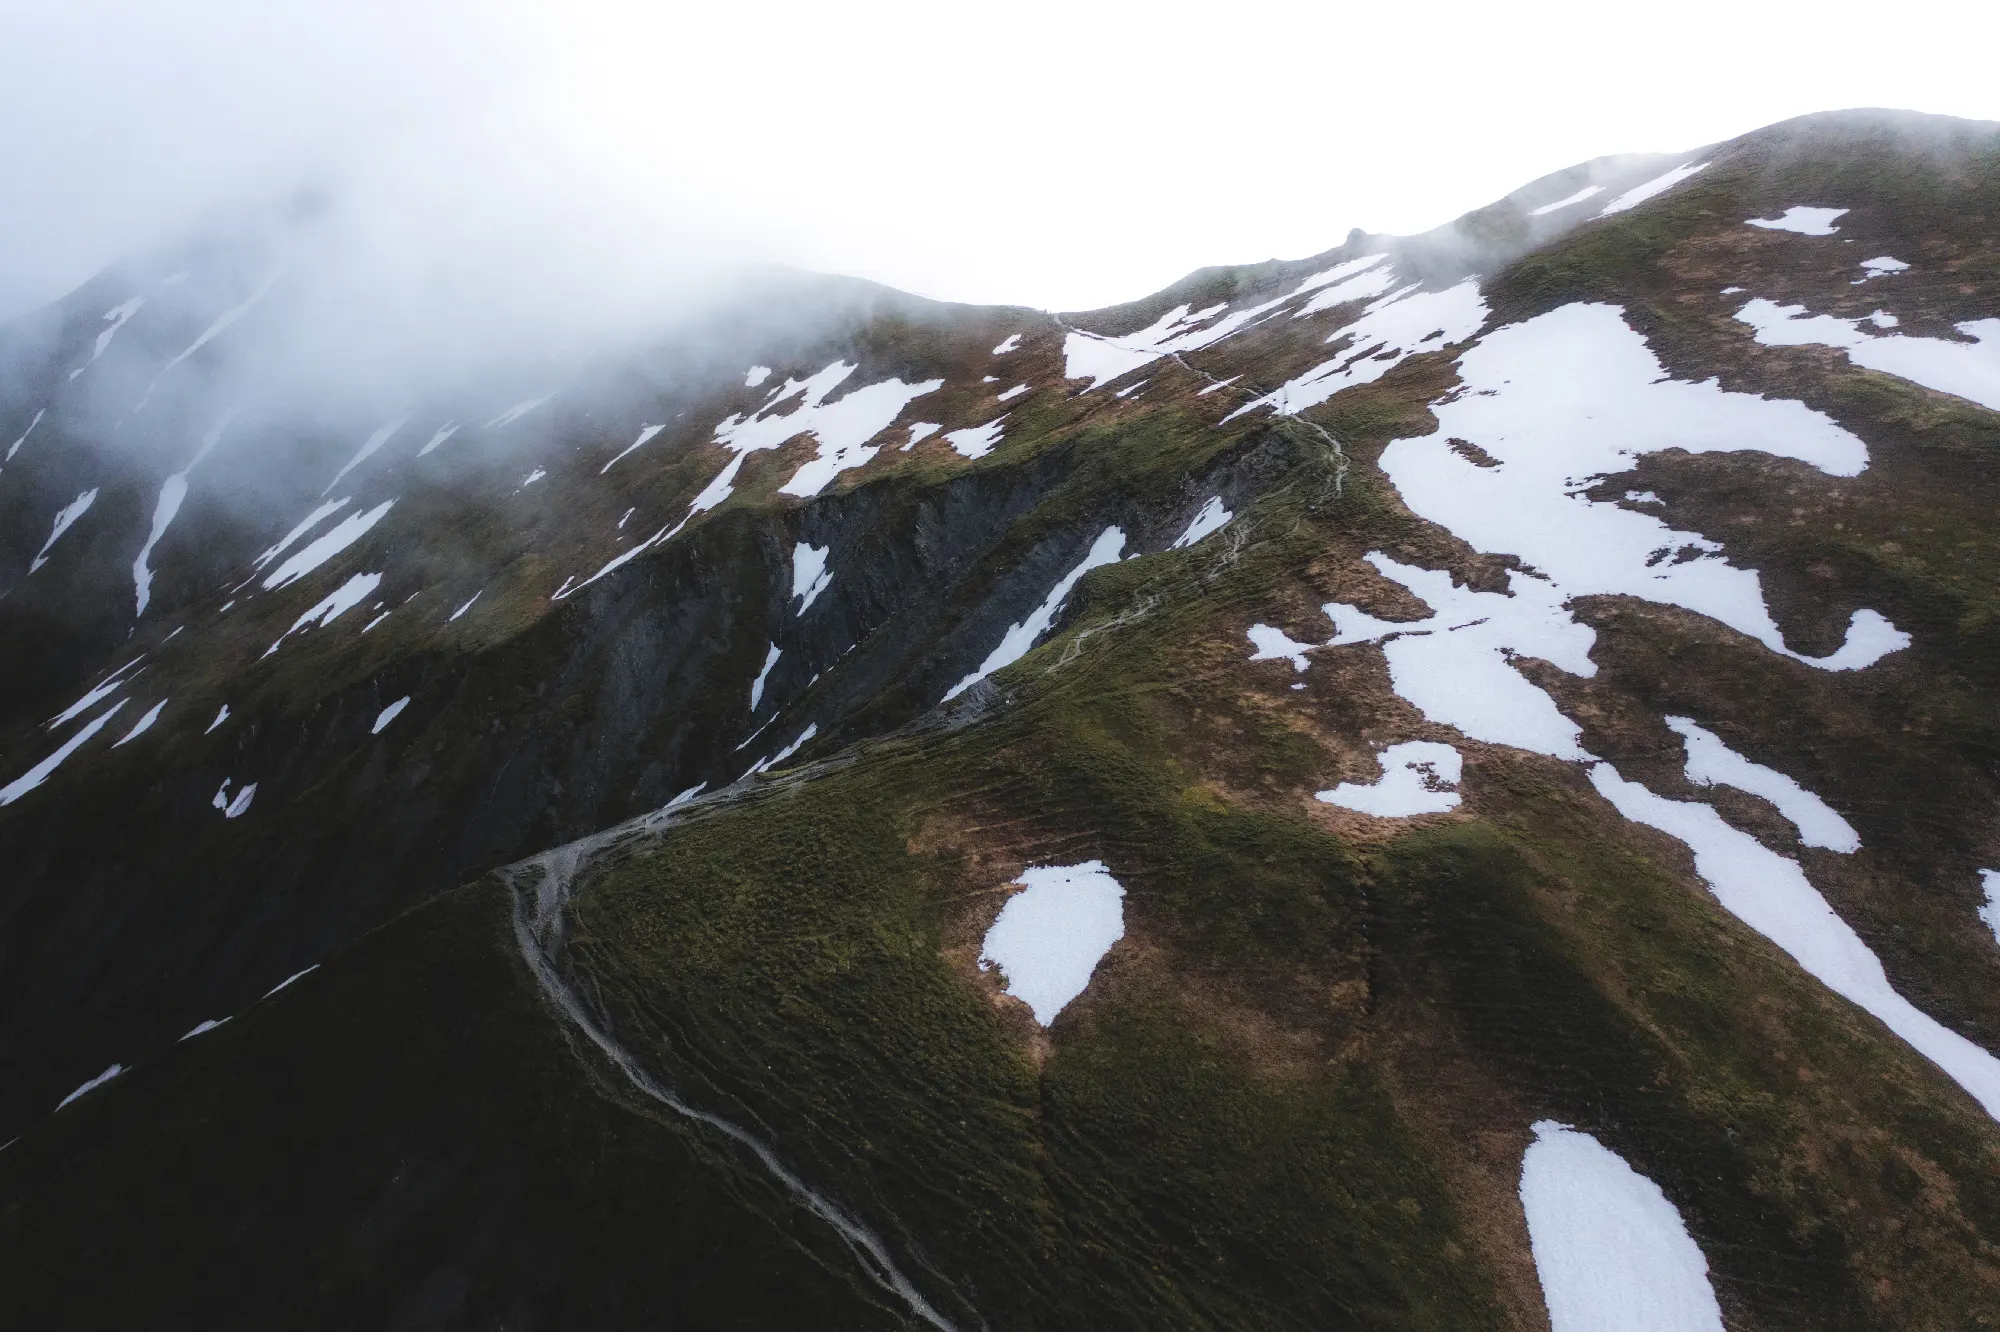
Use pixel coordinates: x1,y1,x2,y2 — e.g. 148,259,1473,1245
1737,299,2000,412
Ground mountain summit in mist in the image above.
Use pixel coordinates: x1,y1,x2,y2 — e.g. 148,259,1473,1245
2,108,1999,1329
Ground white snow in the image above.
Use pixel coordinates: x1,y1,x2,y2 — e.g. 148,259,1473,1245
7,407,44,460
521,468,547,486
980,860,1126,1025
792,542,832,613
416,422,460,456
1736,299,2000,412
1745,206,1848,235
136,269,279,410
48,656,142,728
1317,740,1463,816
1292,262,1401,318
1246,623,1319,672
486,391,557,429
212,779,231,810
902,422,942,451
1859,255,1910,279
70,296,145,378
362,611,390,633
111,699,167,748
224,783,257,818
1374,302,1905,671
601,423,666,473
181,1018,228,1039
1113,380,1147,399
1171,497,1232,549
667,782,707,808
56,1064,125,1111
1625,490,1663,506
944,526,1125,701
265,965,318,996
205,704,230,733
750,642,782,710
134,410,233,615
1228,282,1490,421
1529,184,1605,216
1195,375,1242,397
1720,287,1744,295
265,571,381,655
745,365,773,387
323,416,409,496
1592,763,2000,1119
996,383,1030,402
261,500,394,591
555,518,686,600
372,696,411,734
1980,870,2000,946
254,497,350,571
0,699,126,806
1865,310,1899,329
449,589,482,621
945,417,1008,460
700,361,942,503
747,722,818,775
991,334,1023,355
29,487,98,573
1597,162,1709,216
1665,715,1860,852
1519,1121,1724,1332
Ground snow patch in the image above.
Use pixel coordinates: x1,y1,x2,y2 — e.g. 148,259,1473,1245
1246,624,1318,672
262,500,394,590
205,704,230,733
945,417,1007,459
1292,262,1400,318
1745,206,1848,235
1858,255,1909,280
601,423,666,473
323,416,409,496
745,365,772,387
135,411,234,615
224,783,257,819
416,422,460,456
70,296,145,378
750,642,781,711
996,383,1030,402
1,700,126,806
254,498,351,571
1228,281,1489,421
944,526,1125,701
991,334,1022,355
48,657,142,728
1171,496,1232,548
449,589,482,621
521,467,546,486
486,391,557,429
1520,1121,1724,1332
1981,870,2000,946
1316,741,1462,816
1529,184,1604,216
7,407,44,460
57,1064,125,1111
980,860,1126,1025
1666,715,1860,851
372,696,410,734
1597,162,1709,216
112,699,167,748
1736,298,2000,412
901,422,942,451
792,542,832,613
701,361,941,503
265,571,381,655
29,488,98,573
136,269,279,411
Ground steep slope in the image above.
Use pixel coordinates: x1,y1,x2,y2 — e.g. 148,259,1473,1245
2,108,1999,1328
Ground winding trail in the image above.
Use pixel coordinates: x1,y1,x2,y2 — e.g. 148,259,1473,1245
499,785,972,1332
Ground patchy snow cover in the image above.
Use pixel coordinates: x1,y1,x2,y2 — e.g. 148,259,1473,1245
372,697,410,734
1529,184,1605,216
1746,206,1848,235
996,383,1030,402
7,407,44,460
1317,740,1463,816
224,783,257,819
1377,302,1904,670
324,416,409,496
521,468,546,486
601,423,665,473
1865,310,1899,329
980,861,1127,1025
205,704,230,733
1228,282,1489,421
1858,255,1909,280
750,642,782,711
1113,380,1147,400
667,782,707,808
486,391,556,429
48,657,142,728
181,1018,228,1039
944,527,1126,701
29,487,98,573
57,1064,125,1111
261,500,394,591
70,296,145,378
254,497,350,571
1666,715,1860,851
991,333,1022,355
1520,1121,1724,1332
1171,496,1232,548
265,965,318,996
265,571,381,656
902,422,942,451
945,416,1007,460
1597,162,1709,216
1590,762,2000,1120
1981,870,2000,945
449,589,482,621
699,361,943,502
112,699,167,747
1195,375,1241,396
135,411,233,615
1736,298,2000,412
1292,259,1400,318
416,422,460,456
0,700,126,806
136,269,279,410
792,542,832,612
1246,623,1319,672
745,365,773,387
747,722,818,775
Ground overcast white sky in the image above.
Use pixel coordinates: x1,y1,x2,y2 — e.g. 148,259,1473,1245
2,0,1996,322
